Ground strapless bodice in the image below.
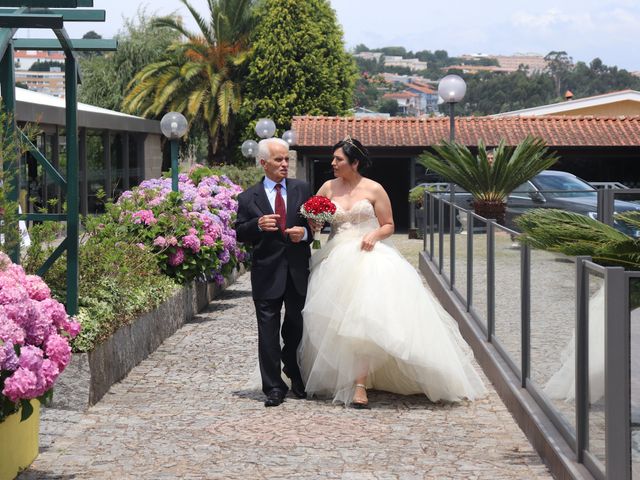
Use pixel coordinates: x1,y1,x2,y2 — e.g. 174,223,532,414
330,199,379,236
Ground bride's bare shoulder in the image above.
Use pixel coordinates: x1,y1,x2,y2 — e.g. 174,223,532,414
316,180,334,196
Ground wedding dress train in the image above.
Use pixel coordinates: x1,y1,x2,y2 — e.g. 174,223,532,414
299,199,486,405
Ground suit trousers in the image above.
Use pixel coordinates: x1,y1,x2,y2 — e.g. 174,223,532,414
254,271,306,395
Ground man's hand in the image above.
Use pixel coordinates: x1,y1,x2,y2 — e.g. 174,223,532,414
308,219,324,232
285,226,306,243
258,214,281,232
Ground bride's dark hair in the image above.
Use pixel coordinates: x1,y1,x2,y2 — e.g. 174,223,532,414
333,136,371,173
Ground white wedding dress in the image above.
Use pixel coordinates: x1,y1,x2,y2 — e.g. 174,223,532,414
299,199,486,405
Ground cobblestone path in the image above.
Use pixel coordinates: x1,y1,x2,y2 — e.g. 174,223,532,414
22,249,552,479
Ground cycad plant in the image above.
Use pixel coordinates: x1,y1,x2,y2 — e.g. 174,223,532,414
515,209,640,270
123,0,256,163
418,135,559,223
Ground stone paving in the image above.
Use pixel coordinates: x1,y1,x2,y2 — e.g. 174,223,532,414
21,238,552,479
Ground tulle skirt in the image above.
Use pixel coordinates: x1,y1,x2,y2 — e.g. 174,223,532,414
299,230,486,405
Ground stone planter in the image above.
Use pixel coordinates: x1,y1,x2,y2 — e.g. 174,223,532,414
0,400,40,480
51,267,244,410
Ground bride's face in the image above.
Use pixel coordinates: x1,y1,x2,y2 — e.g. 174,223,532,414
331,148,357,178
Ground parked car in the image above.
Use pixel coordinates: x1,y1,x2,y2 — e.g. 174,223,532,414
421,170,640,237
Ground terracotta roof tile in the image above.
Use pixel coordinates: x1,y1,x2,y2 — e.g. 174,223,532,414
291,115,640,148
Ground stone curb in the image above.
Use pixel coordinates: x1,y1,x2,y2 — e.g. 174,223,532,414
51,266,245,410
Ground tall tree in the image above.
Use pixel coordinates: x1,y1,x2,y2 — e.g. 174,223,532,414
544,50,573,98
123,0,257,163
241,0,357,135
79,11,179,110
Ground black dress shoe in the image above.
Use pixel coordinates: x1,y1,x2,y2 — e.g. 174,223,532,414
289,378,307,399
264,390,285,407
283,367,307,399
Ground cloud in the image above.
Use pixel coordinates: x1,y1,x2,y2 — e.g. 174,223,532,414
512,9,594,30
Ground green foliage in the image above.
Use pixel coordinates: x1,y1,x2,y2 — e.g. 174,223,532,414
379,98,399,115
0,110,40,257
28,60,64,72
79,9,180,111
463,69,555,115
241,0,358,135
408,185,426,205
23,219,178,353
418,136,559,204
123,0,257,163
516,209,640,271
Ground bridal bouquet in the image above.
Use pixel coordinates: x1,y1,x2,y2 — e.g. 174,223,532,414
300,196,337,249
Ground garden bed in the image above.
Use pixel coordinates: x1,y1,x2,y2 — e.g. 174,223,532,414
51,267,244,410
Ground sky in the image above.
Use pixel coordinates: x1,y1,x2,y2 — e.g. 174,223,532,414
17,0,640,72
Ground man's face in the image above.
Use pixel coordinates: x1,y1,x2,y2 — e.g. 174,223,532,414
261,142,289,182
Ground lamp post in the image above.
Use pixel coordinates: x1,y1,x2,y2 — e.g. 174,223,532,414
160,112,188,192
437,75,466,281
240,118,297,163
437,74,467,141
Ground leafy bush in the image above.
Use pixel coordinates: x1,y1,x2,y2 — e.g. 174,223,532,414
112,167,249,284
24,221,178,353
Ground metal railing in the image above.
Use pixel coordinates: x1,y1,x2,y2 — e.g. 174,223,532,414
421,188,640,480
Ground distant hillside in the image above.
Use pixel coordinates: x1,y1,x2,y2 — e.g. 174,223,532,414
351,46,640,116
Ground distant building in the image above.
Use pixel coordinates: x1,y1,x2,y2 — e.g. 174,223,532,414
383,56,428,72
460,53,550,73
15,70,65,97
494,53,549,72
353,52,383,62
405,82,439,114
352,107,391,119
381,91,420,115
493,89,640,117
443,65,512,75
14,50,65,70
14,50,67,97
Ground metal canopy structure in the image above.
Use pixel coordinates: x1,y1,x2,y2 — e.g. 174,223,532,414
0,0,117,315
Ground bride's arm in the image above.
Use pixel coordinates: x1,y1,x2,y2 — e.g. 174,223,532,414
361,183,394,251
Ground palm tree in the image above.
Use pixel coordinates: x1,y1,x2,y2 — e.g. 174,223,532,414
122,0,256,164
516,209,640,270
516,209,640,308
418,135,559,224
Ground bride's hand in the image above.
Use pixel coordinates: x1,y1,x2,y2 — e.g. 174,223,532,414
361,232,378,252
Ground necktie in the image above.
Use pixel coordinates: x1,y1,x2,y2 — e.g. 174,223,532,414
274,183,286,233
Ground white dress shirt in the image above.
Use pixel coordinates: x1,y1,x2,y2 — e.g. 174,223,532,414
261,177,308,241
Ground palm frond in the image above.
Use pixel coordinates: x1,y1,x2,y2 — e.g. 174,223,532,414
516,209,640,270
418,135,559,203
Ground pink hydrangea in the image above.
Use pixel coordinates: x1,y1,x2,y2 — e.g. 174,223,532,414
153,236,167,248
181,234,201,253
44,333,72,369
201,235,215,247
0,257,77,407
168,248,185,267
131,209,157,225
24,275,51,301
2,367,39,402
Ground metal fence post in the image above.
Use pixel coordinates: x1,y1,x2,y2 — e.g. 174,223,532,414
65,55,79,316
487,221,495,341
450,202,456,288
520,244,531,388
438,196,444,274
604,267,630,480
428,192,434,260
467,210,473,312
575,256,590,463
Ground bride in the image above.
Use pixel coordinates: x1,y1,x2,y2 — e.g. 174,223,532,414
299,136,486,408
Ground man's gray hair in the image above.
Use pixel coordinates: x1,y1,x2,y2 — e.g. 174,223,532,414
257,137,289,161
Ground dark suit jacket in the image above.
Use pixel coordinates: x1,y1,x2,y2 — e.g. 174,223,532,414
235,177,312,300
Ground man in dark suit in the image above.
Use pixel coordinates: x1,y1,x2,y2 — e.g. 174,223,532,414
235,137,313,407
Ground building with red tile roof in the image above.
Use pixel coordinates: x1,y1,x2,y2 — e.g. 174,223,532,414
291,115,640,229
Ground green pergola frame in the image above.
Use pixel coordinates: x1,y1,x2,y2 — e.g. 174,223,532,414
0,0,117,315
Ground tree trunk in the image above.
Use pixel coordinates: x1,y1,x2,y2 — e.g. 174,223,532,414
472,200,507,225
